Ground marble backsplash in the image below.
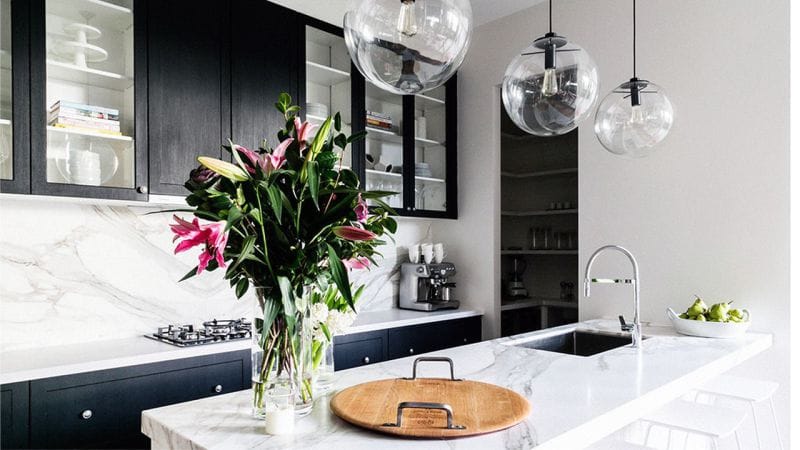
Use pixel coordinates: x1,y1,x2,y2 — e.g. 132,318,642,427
0,197,419,353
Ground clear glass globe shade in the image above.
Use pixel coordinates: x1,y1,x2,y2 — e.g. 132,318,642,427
502,39,600,136
594,80,674,158
343,0,473,95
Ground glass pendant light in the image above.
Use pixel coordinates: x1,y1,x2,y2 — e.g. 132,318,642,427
502,0,600,137
594,0,674,158
343,0,473,95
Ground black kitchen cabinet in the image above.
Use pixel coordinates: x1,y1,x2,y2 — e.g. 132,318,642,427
333,329,388,371
334,316,481,370
387,316,481,359
21,349,250,450
1,382,29,449
147,0,230,196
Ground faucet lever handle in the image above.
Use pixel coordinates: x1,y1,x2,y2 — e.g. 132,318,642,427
618,315,634,332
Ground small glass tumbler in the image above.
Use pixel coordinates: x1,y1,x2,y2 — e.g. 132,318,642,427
264,378,296,435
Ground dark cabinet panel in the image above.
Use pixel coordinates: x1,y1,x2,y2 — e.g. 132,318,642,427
147,0,230,196
231,1,298,151
30,350,249,449
333,330,388,371
388,316,481,360
1,382,29,449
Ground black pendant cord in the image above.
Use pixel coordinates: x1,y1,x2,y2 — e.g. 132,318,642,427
632,0,637,78
549,0,553,33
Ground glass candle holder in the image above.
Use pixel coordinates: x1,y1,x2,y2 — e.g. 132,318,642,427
264,378,296,435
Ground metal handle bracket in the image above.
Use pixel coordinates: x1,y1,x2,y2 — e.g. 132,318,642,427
381,401,466,430
403,357,461,381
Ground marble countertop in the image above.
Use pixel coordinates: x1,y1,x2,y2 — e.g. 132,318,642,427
346,308,481,334
141,319,772,450
0,308,481,385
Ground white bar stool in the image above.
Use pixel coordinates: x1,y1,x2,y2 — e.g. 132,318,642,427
640,399,747,449
695,374,783,450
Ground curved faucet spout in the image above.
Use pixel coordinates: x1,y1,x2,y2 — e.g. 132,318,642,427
583,245,642,348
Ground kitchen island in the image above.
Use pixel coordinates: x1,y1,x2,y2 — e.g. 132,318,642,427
142,319,772,449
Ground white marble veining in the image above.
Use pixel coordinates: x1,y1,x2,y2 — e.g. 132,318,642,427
0,336,250,385
0,308,480,384
141,320,772,450
0,197,413,352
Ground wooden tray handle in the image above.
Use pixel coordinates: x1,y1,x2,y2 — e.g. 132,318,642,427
381,402,466,430
403,357,462,381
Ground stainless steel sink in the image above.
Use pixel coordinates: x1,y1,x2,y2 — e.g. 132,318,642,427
507,329,640,357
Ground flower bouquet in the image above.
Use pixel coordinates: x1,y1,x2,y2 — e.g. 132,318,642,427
168,93,395,417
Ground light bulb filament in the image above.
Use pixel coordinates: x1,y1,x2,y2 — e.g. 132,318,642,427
629,104,645,125
397,0,418,37
542,68,559,97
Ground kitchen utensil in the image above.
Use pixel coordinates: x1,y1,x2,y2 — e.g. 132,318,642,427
330,357,531,438
433,243,445,264
506,256,528,298
408,244,421,264
399,263,459,311
666,308,751,338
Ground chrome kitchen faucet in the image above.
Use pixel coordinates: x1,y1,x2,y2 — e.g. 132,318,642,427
583,245,642,349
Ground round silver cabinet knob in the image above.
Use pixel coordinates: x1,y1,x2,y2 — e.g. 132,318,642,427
136,186,148,194
409,348,414,355
81,410,93,420
463,338,468,343
214,385,223,393
362,356,370,364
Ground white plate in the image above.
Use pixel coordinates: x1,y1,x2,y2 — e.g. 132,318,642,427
666,308,751,338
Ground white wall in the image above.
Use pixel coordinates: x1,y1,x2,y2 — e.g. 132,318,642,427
458,0,790,443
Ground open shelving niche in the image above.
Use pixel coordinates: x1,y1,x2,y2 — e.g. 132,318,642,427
43,0,136,189
499,107,579,335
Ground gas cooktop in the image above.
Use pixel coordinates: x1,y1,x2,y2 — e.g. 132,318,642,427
146,318,251,347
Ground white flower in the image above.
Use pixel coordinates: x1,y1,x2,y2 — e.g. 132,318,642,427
310,303,329,326
325,310,356,336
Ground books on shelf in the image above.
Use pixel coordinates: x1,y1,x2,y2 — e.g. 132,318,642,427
48,100,122,135
366,110,393,130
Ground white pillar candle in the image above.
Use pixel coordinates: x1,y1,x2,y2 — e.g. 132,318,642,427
264,406,295,435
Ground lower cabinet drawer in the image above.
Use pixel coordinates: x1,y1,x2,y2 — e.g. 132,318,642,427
1,382,29,450
30,351,249,449
387,316,482,360
333,330,387,371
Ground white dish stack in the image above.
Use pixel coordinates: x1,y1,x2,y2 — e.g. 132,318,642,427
306,102,329,118
68,149,102,185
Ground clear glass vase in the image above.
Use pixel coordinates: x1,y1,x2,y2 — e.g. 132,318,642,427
313,339,335,394
252,286,314,419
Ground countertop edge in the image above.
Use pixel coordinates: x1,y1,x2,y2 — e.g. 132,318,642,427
345,309,483,334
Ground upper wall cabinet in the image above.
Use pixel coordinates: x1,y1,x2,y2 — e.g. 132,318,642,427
147,0,229,197
0,0,31,194
28,0,148,200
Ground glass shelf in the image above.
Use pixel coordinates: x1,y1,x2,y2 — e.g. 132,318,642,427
46,59,132,90
305,61,349,86
1,0,12,181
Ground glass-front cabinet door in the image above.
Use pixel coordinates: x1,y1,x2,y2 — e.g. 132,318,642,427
413,86,448,214
0,0,31,193
364,82,404,210
30,0,147,200
304,23,352,170
0,0,14,181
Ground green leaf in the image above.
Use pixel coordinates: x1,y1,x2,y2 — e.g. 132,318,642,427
248,208,263,225
308,161,320,209
225,205,243,231
334,112,342,132
334,133,347,149
235,278,249,298
383,217,398,234
228,235,256,274
277,276,297,328
264,184,283,224
179,266,198,282
347,130,367,143
327,244,354,312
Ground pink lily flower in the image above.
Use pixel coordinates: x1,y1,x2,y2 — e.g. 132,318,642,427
268,138,294,171
170,215,229,274
342,257,370,271
354,194,368,223
333,225,377,241
294,118,317,152
234,145,260,174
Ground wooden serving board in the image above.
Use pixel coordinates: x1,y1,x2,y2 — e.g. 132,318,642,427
330,377,531,438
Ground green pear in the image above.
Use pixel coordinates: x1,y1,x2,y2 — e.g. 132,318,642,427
729,308,744,320
709,302,731,320
687,297,707,317
694,314,707,322
679,313,689,319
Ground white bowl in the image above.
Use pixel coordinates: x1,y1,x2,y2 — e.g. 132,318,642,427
666,308,751,338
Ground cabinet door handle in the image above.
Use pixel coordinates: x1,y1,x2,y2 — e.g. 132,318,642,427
81,409,93,420
214,384,223,393
463,337,468,343
136,186,148,194
409,348,415,355
362,356,370,364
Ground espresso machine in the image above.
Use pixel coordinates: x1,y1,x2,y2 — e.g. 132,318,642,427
399,262,460,311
